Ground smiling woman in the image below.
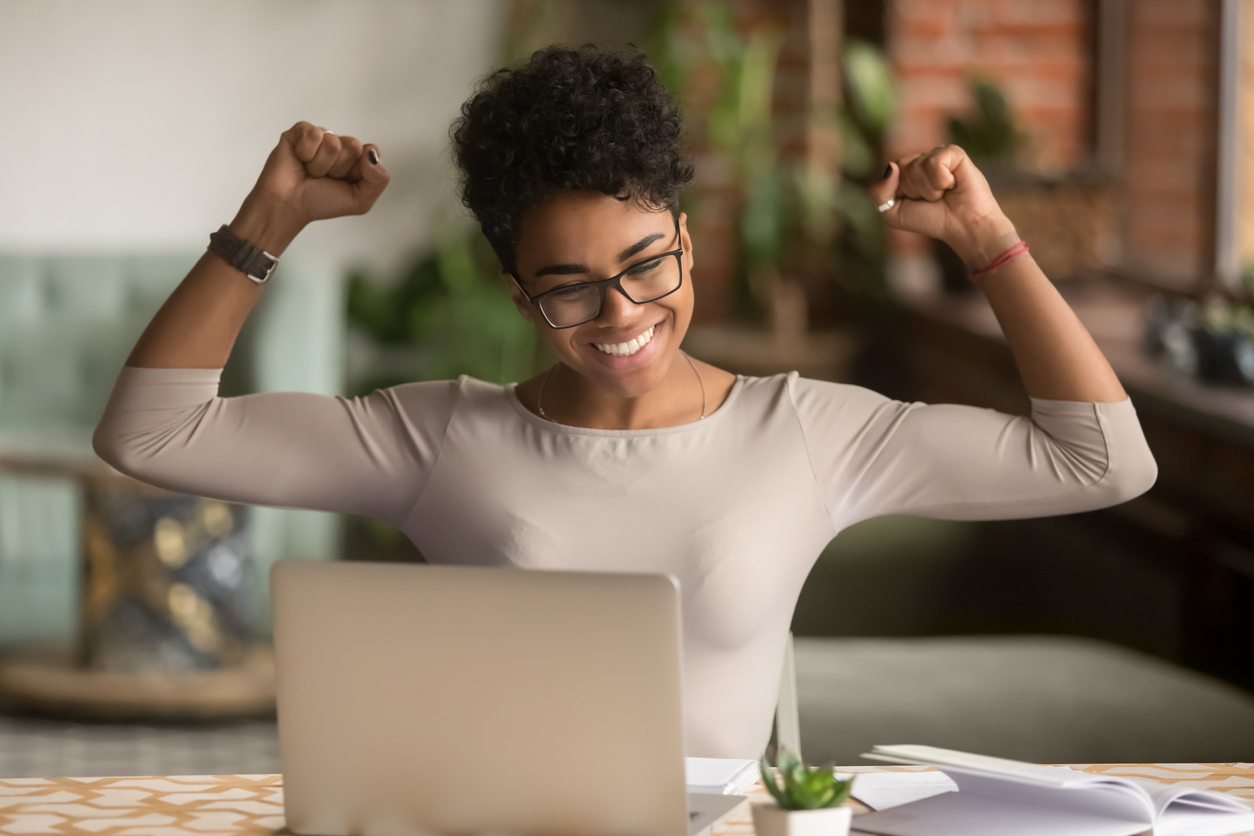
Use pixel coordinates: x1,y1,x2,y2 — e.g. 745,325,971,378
93,45,1158,758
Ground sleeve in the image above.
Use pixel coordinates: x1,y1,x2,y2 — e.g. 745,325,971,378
786,374,1158,528
92,367,460,525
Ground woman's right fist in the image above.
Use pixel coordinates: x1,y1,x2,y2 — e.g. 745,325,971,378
230,122,391,254
255,122,390,223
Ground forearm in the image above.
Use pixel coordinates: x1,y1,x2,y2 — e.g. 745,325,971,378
952,219,1128,404
125,194,303,369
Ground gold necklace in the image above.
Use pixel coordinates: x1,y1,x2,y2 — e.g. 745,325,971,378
536,351,707,424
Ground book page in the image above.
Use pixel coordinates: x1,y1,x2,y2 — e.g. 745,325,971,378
851,771,958,811
852,789,1151,836
1143,781,1254,818
865,745,1086,788
944,768,1152,827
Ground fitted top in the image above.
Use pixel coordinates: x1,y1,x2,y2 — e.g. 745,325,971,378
94,367,1157,757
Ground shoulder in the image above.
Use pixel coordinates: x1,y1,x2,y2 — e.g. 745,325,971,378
735,372,897,416
372,375,509,422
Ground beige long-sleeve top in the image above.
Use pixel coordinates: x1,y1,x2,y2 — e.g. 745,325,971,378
94,368,1157,758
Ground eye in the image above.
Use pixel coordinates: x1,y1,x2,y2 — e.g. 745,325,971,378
548,284,589,299
626,258,663,277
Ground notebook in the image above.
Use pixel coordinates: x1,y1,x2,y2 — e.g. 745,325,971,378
852,745,1254,836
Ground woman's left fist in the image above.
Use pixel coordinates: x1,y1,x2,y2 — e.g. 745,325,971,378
870,145,1018,267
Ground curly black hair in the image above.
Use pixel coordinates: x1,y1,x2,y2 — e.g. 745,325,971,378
452,45,694,275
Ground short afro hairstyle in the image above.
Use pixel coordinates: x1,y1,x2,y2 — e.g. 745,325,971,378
452,45,694,275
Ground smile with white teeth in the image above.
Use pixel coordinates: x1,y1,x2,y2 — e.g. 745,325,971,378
593,326,655,356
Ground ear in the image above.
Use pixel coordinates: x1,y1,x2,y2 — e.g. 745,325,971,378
678,211,695,276
504,271,534,323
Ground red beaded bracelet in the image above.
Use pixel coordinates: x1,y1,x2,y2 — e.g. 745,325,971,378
969,240,1029,283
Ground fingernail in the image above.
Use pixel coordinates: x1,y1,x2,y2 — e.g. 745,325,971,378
882,164,893,180
368,149,379,165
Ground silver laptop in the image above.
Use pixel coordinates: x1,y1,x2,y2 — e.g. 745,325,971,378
271,560,746,836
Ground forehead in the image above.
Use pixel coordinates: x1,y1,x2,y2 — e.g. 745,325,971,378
514,192,673,275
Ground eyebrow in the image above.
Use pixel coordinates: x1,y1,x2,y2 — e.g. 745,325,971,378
533,232,668,278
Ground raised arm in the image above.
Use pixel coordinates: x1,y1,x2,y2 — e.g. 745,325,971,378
869,146,1126,404
790,147,1156,528
93,123,442,524
126,121,389,368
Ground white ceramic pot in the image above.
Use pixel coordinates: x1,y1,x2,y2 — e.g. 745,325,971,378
750,802,852,836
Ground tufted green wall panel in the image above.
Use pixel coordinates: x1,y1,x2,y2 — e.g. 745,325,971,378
0,249,344,646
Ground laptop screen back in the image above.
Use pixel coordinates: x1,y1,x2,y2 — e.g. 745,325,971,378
272,560,689,836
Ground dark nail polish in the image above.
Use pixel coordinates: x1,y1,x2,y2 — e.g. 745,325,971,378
368,149,379,165
882,164,893,180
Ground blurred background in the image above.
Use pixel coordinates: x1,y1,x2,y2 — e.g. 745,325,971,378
2,0,1254,777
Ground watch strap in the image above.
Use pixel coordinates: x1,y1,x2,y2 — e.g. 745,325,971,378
208,225,279,284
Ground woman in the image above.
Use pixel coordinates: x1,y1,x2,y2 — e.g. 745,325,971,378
94,46,1156,758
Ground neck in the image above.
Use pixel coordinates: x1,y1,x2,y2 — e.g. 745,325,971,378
538,354,704,430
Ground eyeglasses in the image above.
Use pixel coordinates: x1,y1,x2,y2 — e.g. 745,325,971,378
514,217,684,329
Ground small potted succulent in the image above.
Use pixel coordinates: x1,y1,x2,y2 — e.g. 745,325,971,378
754,747,854,836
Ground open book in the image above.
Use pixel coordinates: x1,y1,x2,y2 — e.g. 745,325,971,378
853,745,1254,836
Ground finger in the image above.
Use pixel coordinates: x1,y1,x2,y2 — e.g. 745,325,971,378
898,154,947,201
305,129,342,178
328,135,364,180
285,122,323,164
869,162,915,229
868,161,900,209
922,147,960,194
348,144,390,214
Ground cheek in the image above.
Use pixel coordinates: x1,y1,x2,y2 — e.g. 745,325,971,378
670,283,695,326
535,322,581,358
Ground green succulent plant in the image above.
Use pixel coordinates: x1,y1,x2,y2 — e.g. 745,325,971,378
759,747,853,810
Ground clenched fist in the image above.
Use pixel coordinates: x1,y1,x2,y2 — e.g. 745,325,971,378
230,121,391,255
869,145,1018,269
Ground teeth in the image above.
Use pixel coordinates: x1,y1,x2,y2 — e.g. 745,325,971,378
595,326,654,357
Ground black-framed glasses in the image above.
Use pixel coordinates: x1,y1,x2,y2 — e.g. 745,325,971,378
514,218,684,329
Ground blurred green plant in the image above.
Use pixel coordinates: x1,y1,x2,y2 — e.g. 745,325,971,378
345,224,547,394
1242,261,1254,299
647,5,896,317
947,76,1024,169
760,746,853,810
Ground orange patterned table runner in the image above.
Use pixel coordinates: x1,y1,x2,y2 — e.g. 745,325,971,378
1,764,1251,835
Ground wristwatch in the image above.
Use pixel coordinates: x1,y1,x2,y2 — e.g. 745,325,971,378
207,225,279,284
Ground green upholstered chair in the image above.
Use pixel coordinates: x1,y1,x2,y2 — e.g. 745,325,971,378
0,249,344,646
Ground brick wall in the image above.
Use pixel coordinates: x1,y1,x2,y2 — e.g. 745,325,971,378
676,0,816,324
887,0,1093,170
884,0,1094,261
1120,0,1219,287
886,0,1222,290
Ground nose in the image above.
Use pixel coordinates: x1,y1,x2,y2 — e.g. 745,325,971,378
596,281,643,323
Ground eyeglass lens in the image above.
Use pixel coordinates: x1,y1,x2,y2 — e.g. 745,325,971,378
538,253,682,328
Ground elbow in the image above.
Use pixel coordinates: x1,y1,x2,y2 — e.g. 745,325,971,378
92,417,145,479
92,420,127,474
1098,445,1159,507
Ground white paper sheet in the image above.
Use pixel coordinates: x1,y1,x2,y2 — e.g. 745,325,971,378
852,771,959,811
